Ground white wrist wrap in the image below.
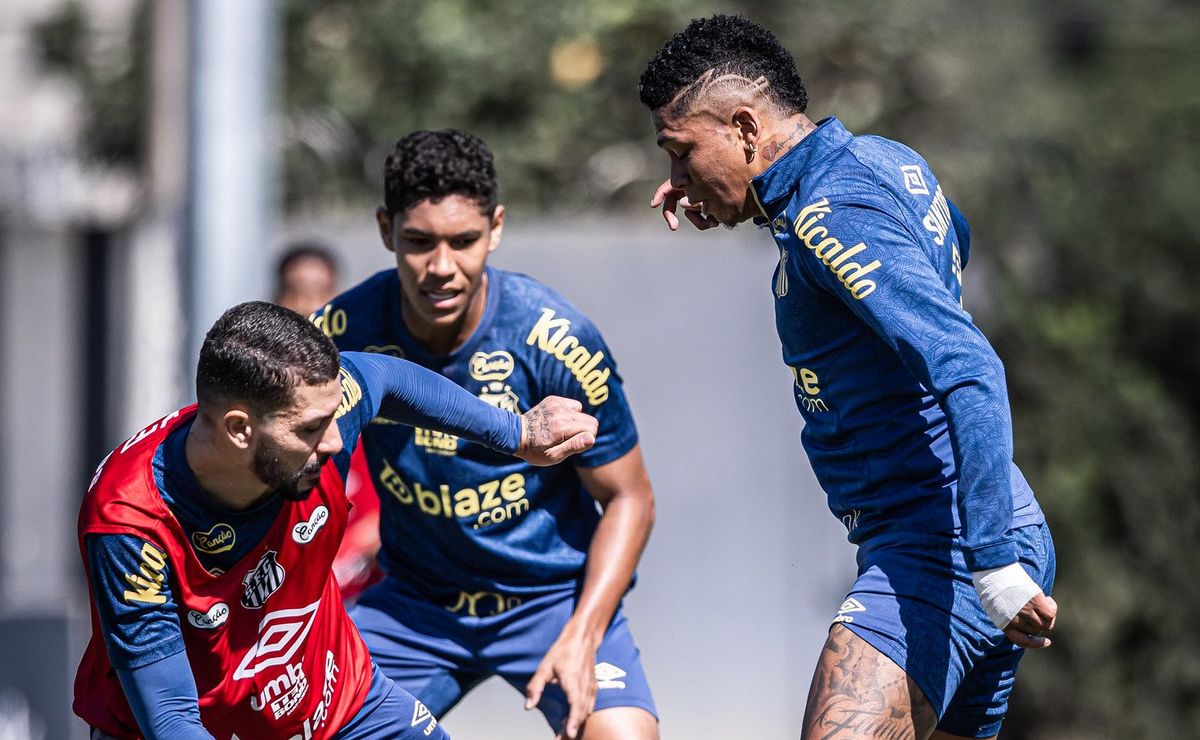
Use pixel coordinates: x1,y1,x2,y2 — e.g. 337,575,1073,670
971,562,1041,629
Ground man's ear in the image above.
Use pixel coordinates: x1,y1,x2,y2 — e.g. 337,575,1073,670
488,205,506,253
222,408,253,450
732,105,762,157
376,206,395,253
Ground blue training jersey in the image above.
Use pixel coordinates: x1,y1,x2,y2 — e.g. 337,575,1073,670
318,266,639,596
750,117,1043,572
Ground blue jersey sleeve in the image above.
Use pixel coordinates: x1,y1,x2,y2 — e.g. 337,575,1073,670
115,652,212,739
85,534,185,670
533,313,638,468
339,352,523,455
793,197,1017,571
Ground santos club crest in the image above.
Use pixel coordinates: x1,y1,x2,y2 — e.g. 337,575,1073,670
241,551,286,609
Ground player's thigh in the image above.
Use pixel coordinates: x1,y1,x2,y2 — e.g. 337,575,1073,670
579,706,659,740
802,624,939,740
351,581,484,716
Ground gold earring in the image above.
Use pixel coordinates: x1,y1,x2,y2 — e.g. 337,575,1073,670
748,143,758,153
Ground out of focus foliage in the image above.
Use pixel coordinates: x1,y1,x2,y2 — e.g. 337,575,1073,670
34,1,1200,737
32,2,148,168
277,0,717,212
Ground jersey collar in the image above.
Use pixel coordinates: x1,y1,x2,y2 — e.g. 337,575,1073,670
751,116,853,221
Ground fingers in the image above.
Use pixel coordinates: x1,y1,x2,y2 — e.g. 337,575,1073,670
648,179,674,208
525,663,554,711
650,180,682,231
559,670,596,740
1005,626,1051,649
683,207,720,230
544,432,596,463
563,692,592,740
553,396,583,412
1043,595,1058,632
1005,592,1059,649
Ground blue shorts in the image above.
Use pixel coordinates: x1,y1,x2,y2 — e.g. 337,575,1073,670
350,578,657,734
834,522,1055,738
336,663,450,739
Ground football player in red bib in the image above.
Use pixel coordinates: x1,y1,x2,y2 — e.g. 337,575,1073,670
75,301,597,739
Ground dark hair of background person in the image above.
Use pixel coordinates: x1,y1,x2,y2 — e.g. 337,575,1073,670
196,301,341,416
276,242,338,289
639,14,808,116
383,128,499,217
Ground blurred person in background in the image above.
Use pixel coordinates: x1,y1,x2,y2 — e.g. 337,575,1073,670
640,15,1057,740
75,300,597,739
314,129,658,740
275,243,340,316
274,242,383,602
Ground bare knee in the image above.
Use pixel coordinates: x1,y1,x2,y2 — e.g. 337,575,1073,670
577,706,658,740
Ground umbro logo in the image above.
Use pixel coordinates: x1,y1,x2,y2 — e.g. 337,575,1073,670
832,597,867,625
838,598,866,614
233,599,320,680
411,700,439,736
900,164,929,196
595,662,627,690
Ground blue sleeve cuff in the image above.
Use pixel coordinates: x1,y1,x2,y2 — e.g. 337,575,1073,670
963,538,1018,572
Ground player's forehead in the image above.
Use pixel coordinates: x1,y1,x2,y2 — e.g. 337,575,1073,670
273,377,342,424
653,101,722,148
397,194,490,234
653,108,694,146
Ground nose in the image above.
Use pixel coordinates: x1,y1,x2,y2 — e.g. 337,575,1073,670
670,157,691,190
317,419,343,458
427,242,456,280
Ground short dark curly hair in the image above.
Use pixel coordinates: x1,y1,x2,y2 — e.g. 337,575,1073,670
196,301,341,416
639,15,807,116
383,129,498,216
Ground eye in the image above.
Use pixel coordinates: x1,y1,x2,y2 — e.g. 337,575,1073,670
450,237,476,249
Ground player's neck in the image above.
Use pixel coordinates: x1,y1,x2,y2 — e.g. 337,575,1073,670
403,272,489,357
752,113,817,174
184,418,272,511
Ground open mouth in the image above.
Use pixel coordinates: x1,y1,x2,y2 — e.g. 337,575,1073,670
422,288,461,309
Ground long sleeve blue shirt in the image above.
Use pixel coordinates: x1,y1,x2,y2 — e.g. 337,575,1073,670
750,117,1043,571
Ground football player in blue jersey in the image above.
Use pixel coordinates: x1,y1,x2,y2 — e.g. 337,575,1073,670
314,130,659,740
639,15,1058,740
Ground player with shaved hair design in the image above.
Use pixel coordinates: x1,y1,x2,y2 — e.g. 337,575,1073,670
640,15,1057,740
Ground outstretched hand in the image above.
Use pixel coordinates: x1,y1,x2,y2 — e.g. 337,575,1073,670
1005,592,1058,649
517,396,598,466
649,179,720,231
